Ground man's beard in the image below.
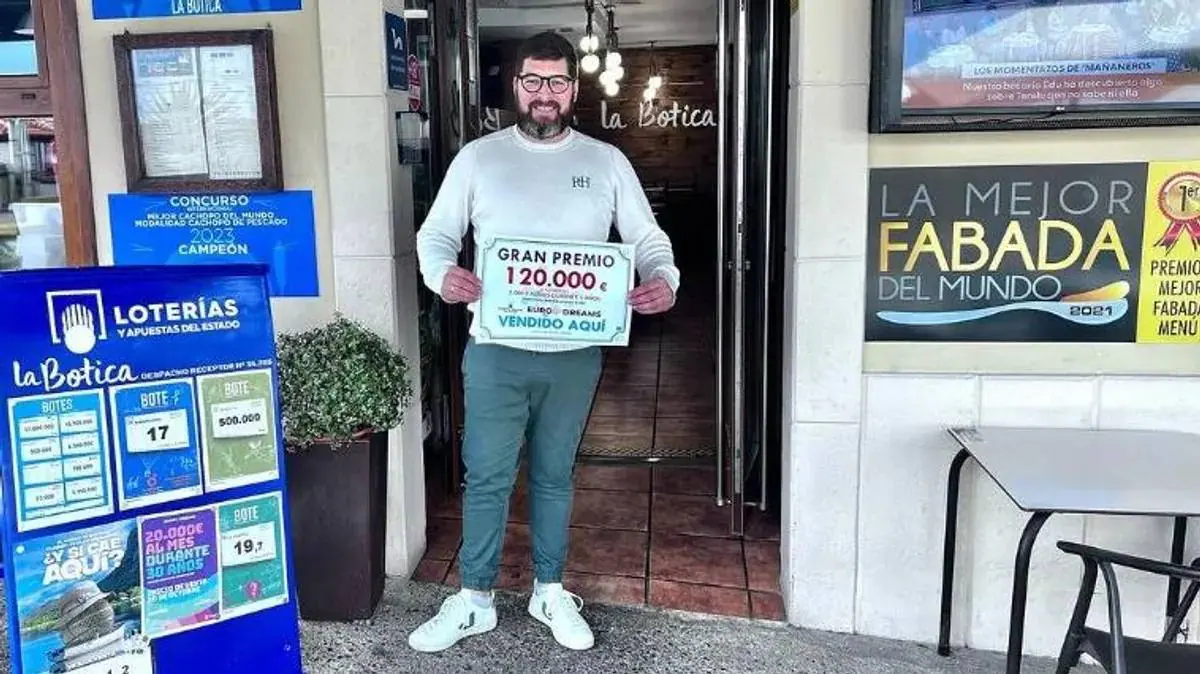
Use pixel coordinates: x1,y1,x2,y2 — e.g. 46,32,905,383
517,100,571,140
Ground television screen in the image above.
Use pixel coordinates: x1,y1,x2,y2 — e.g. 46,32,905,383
872,0,1200,131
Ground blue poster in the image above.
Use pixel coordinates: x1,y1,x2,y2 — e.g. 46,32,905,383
385,11,409,91
0,264,302,674
108,191,319,298
6,390,114,533
93,0,302,20
110,379,203,510
11,519,152,674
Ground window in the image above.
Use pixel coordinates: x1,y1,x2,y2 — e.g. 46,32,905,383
0,0,94,270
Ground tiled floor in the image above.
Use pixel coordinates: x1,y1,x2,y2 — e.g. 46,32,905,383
581,284,718,458
418,463,784,620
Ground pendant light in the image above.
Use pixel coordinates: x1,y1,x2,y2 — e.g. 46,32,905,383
643,41,663,101
579,1,600,73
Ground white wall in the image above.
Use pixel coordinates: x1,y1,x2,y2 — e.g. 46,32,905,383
781,0,1200,658
75,0,336,335
76,0,427,577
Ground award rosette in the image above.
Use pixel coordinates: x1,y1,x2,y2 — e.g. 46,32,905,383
1154,171,1200,253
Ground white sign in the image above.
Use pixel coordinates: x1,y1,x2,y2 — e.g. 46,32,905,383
600,99,717,130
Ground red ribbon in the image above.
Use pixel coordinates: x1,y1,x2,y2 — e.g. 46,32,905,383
1155,218,1200,253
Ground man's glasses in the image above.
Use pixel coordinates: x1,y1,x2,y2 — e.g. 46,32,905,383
518,73,574,94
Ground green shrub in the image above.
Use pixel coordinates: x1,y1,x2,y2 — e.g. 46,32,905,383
277,315,413,449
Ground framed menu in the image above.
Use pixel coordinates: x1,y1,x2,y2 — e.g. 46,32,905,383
113,29,284,193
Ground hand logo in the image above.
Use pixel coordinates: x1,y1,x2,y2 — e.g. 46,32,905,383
61,303,98,355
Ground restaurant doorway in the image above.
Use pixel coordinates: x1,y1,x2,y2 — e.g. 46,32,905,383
415,0,789,619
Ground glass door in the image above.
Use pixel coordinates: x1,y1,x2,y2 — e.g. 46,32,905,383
718,0,787,536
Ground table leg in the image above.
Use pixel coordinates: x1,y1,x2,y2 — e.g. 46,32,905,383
1167,516,1189,630
938,448,971,657
1006,511,1051,674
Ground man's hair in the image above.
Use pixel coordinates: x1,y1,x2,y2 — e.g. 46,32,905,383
514,31,578,78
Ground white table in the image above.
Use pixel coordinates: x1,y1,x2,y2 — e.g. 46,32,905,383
936,426,1200,673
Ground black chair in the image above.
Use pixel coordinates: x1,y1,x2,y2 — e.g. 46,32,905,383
1056,541,1200,673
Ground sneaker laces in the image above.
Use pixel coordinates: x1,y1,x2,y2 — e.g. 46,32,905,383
421,593,470,632
548,589,588,630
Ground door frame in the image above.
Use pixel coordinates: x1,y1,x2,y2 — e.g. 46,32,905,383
717,0,789,536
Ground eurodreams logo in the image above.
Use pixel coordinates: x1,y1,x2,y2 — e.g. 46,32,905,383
45,290,242,355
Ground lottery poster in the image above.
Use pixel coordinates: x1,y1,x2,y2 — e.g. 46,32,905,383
10,519,153,674
217,492,289,618
139,507,221,638
196,369,280,492
6,390,114,533
110,378,204,509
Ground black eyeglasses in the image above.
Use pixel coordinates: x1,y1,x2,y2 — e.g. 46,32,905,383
518,73,574,94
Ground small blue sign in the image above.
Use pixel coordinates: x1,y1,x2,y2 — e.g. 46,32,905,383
110,378,204,510
385,11,408,91
108,191,320,298
93,0,302,20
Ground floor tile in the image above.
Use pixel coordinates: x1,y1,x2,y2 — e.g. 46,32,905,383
652,493,730,538
426,517,462,561
604,347,660,367
744,509,782,541
750,591,786,621
600,360,660,387
494,565,535,592
566,528,648,577
744,540,782,592
655,394,716,419
425,481,463,519
563,572,646,606
575,464,652,492
654,418,718,450
500,522,533,568
654,466,717,497
570,488,650,531
648,579,750,618
583,416,654,448
507,487,529,524
589,385,657,418
650,533,746,588
413,557,451,583
659,356,713,379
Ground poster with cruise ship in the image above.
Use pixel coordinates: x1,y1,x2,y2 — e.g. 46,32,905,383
12,519,151,674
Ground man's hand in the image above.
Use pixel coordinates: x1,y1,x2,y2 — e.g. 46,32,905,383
441,266,482,304
629,277,675,315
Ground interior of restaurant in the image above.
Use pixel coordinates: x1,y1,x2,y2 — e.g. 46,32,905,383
414,0,783,621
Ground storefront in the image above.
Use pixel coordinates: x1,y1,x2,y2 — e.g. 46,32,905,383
13,0,1197,663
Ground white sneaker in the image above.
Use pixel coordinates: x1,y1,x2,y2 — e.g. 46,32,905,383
528,584,595,650
408,590,498,653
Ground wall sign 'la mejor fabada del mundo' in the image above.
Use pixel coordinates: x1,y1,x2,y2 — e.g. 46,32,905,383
864,160,1200,345
0,263,302,674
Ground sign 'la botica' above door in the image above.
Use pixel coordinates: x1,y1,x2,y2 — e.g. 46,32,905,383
864,161,1200,344
93,0,302,20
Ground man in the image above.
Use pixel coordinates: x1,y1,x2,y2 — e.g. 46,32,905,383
408,31,679,653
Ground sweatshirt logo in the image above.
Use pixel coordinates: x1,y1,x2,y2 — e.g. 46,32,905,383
572,175,591,189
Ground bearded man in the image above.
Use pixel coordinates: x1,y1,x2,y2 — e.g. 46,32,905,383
409,30,679,653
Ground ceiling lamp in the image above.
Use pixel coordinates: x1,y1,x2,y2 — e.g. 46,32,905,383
579,1,600,56
600,5,622,93
581,53,601,74
643,41,663,101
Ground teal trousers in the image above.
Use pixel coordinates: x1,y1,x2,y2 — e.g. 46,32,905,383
458,340,603,590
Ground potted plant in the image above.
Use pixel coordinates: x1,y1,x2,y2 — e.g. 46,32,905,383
277,315,413,621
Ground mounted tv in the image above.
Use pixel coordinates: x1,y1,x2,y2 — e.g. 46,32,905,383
870,0,1200,132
